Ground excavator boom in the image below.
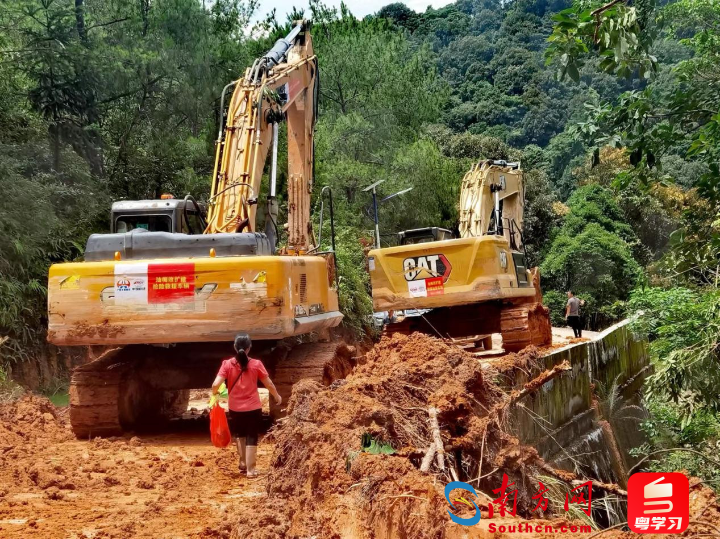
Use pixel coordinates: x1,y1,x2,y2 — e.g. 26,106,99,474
206,23,317,254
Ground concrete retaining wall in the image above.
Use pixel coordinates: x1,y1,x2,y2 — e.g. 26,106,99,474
508,319,651,487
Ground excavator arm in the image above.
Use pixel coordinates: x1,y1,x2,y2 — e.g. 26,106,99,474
206,22,317,253
458,160,524,248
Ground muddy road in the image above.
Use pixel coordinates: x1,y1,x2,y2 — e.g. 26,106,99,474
0,395,264,539
3,332,720,539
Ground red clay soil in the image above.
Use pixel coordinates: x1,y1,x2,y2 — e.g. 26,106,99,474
230,333,720,538
229,334,594,538
3,337,719,539
0,394,265,539
565,337,591,345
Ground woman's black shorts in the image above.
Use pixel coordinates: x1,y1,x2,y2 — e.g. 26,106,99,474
228,408,262,445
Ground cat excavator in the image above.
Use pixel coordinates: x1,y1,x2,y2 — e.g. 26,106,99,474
47,22,352,437
368,160,552,352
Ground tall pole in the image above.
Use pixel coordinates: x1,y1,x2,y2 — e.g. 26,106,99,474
363,180,387,249
270,122,279,197
372,187,380,249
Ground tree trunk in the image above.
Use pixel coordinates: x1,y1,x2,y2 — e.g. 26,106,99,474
75,0,87,44
51,125,61,172
140,0,150,37
599,418,629,487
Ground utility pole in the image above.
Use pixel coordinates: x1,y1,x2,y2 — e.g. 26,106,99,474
363,180,384,249
363,182,414,249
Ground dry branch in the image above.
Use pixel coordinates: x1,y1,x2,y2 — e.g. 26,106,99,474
538,461,627,497
420,442,436,473
429,407,445,471
509,361,571,405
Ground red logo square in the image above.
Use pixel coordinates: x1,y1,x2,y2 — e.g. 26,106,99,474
147,263,195,303
425,277,445,296
628,473,689,533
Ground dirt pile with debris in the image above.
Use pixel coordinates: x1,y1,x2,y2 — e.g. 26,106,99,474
0,394,72,450
231,333,594,539
0,395,267,539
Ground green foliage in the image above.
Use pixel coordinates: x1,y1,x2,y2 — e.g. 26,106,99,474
541,184,643,328
522,168,563,266
550,0,720,285
312,11,446,132
562,184,635,241
542,223,640,326
595,373,646,424
543,290,569,326
569,147,680,260
629,287,720,422
0,70,107,364
334,229,374,338
378,3,421,32
361,433,396,455
387,0,643,150
629,286,720,483
546,1,658,82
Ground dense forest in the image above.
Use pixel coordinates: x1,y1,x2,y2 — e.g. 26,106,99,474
0,0,718,480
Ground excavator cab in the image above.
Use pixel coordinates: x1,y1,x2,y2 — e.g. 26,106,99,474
111,199,206,235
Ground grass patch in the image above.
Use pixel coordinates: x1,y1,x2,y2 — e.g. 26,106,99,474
0,366,25,403
47,391,69,407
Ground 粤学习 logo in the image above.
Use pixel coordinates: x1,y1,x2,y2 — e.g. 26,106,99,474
628,472,689,533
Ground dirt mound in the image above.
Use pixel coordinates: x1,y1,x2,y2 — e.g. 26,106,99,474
0,394,72,450
232,333,581,538
231,333,720,538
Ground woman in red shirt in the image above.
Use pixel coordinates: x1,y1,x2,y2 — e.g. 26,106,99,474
211,333,281,477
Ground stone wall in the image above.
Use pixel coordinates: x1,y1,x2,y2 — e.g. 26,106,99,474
509,319,651,488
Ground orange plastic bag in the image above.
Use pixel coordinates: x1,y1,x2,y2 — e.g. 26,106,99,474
209,404,232,448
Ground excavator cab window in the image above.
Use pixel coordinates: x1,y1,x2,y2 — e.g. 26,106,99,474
398,227,454,246
115,214,173,233
180,211,204,235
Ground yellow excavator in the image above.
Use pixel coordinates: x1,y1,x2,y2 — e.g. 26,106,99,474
368,160,552,352
47,22,351,437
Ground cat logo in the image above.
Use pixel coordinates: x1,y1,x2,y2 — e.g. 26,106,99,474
403,254,452,282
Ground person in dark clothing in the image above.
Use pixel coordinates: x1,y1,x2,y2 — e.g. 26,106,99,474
565,291,584,338
383,310,397,325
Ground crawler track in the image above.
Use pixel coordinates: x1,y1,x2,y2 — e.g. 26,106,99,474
69,340,355,437
499,301,552,352
69,348,131,438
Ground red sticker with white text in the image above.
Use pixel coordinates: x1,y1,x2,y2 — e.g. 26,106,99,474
147,263,195,303
426,277,445,296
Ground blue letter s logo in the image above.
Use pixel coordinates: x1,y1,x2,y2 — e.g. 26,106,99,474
445,481,481,526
